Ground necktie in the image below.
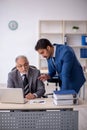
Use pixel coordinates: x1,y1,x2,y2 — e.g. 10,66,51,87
23,74,29,96
52,57,56,68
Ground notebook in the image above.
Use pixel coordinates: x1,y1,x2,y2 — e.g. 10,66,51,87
0,88,27,104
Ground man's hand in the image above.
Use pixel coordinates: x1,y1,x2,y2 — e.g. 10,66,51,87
38,74,50,81
25,93,36,99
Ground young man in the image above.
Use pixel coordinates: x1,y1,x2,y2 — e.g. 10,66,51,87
7,55,45,99
35,38,86,93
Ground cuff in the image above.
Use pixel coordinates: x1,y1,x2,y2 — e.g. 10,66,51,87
33,93,38,98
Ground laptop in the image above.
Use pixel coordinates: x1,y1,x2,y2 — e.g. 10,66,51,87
0,88,27,104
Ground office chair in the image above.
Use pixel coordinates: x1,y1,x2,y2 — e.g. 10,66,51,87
47,76,60,91
45,75,60,97
11,65,37,71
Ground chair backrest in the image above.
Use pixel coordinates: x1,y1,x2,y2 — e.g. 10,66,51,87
30,65,37,70
11,67,16,71
11,65,37,71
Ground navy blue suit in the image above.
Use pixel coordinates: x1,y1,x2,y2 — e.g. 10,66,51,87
47,44,86,93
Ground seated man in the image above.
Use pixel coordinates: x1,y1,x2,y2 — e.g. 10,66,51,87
7,55,45,99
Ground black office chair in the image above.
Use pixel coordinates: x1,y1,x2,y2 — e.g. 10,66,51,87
45,75,61,97
47,76,60,91
11,65,37,71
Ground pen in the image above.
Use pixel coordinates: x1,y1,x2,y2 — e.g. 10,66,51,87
33,100,44,103
39,101,44,103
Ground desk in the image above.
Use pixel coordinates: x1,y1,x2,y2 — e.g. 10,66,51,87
0,98,86,130
0,98,86,110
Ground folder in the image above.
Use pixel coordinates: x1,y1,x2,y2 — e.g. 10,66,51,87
53,90,77,100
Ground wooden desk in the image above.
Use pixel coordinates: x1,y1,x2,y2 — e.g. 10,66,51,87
0,98,86,130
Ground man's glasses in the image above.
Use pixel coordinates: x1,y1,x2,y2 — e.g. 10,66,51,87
17,63,29,68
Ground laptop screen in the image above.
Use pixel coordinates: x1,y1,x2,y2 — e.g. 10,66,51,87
0,88,26,104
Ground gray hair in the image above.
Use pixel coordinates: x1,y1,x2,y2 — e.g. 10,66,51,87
15,55,28,63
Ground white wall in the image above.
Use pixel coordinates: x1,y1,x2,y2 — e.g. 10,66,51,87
0,0,87,83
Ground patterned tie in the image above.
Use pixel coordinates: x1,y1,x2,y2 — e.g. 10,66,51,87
23,74,29,97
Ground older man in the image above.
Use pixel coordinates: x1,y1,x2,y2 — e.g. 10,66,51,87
7,55,45,99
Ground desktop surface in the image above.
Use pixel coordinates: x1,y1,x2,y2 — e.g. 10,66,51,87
0,98,87,110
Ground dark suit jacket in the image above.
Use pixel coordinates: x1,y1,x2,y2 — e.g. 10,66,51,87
7,66,45,97
47,44,86,93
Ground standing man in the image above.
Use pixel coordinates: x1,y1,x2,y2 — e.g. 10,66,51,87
35,38,86,93
7,55,45,99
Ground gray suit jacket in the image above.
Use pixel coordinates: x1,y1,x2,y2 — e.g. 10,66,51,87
7,66,45,98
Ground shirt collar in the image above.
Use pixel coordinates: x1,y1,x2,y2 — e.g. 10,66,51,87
20,73,28,77
52,45,56,57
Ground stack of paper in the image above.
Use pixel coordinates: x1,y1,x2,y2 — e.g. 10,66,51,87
53,90,78,105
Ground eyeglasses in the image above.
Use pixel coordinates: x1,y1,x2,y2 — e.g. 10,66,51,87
17,63,29,68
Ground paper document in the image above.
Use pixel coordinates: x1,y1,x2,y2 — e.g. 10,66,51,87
29,99,46,104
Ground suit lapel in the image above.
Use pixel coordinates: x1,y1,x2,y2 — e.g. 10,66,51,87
27,68,33,92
